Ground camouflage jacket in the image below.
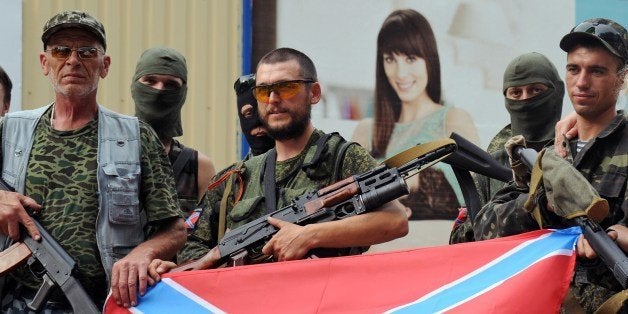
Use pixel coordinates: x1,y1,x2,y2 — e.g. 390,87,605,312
178,129,376,263
473,111,627,309
476,125,511,207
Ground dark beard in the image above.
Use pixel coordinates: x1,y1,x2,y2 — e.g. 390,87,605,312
263,108,311,140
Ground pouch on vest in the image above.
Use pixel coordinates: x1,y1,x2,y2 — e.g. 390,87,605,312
229,196,265,227
103,163,141,225
524,148,609,225
301,133,347,181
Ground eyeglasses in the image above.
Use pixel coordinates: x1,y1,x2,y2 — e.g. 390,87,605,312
252,79,315,103
45,46,103,60
234,74,256,95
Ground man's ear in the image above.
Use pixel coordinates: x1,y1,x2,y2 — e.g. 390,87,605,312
309,82,321,104
100,55,111,78
40,52,50,76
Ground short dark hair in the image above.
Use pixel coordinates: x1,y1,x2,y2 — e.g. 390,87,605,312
256,47,317,81
0,66,12,105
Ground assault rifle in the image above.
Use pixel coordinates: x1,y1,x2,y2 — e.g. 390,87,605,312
513,146,628,288
0,179,100,313
176,138,457,270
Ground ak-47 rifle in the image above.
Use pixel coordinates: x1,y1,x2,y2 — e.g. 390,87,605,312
0,179,100,313
513,146,628,288
175,138,457,270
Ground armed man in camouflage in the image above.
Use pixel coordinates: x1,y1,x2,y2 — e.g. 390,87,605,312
183,74,275,231
0,10,186,311
473,18,627,312
149,47,408,274
449,52,564,244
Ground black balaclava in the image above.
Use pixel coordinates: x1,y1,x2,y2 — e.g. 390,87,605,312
503,52,564,145
132,47,187,139
234,75,274,156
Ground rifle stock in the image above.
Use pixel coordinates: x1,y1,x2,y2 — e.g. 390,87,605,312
0,179,100,313
443,132,512,221
444,132,511,182
514,146,628,289
185,139,457,268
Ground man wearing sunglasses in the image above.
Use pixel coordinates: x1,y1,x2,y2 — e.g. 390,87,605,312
470,18,627,312
150,47,408,274
0,10,186,311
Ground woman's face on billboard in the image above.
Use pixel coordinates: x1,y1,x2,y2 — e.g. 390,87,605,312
383,52,428,105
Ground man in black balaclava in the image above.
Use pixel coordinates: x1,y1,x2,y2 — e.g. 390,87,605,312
450,52,563,244
234,74,274,157
181,74,275,233
133,47,215,216
479,52,564,204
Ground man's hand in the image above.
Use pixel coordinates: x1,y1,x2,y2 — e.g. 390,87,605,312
504,135,529,188
191,246,222,269
147,259,177,284
110,217,186,307
0,190,43,241
110,250,152,308
606,224,628,252
148,246,222,280
554,111,578,158
262,217,313,261
576,235,597,259
576,224,628,259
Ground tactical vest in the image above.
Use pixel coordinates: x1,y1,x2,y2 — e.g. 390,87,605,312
0,104,145,284
168,139,199,216
226,131,353,231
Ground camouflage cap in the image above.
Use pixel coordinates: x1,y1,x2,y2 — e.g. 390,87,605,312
560,18,627,65
41,10,106,50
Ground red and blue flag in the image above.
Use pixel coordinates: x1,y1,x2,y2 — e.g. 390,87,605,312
104,227,579,313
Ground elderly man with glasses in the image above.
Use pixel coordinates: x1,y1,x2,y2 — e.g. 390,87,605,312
0,10,186,311
148,47,408,275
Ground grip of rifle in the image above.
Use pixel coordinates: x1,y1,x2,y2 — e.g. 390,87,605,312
578,217,628,288
27,273,55,312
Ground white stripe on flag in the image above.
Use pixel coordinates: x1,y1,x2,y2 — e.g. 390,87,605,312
162,278,226,313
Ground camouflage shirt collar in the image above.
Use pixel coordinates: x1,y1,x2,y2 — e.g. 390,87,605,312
594,110,625,139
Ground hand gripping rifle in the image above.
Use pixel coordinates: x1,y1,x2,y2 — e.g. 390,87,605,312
513,146,628,289
0,179,99,313
175,138,457,270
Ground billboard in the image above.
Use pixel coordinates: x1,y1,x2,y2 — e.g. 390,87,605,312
265,0,627,250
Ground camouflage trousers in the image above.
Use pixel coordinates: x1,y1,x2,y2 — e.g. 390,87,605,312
565,283,627,314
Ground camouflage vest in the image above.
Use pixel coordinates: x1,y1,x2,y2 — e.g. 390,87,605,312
227,131,353,231
0,104,145,283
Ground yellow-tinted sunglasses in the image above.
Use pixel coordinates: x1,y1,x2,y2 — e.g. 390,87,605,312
252,79,315,103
